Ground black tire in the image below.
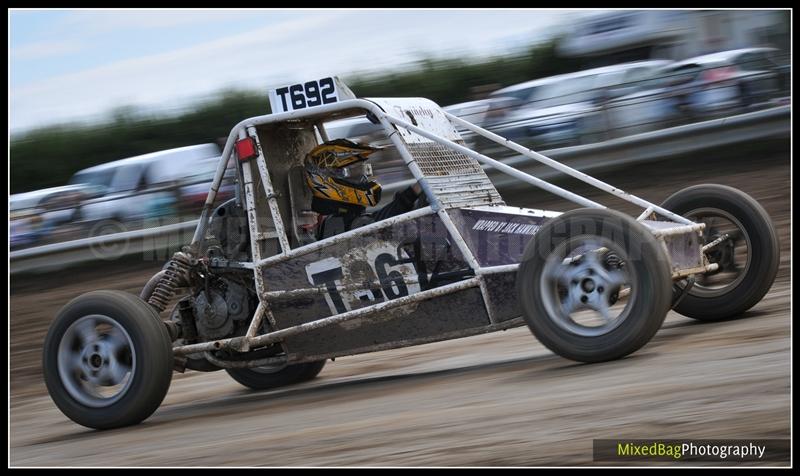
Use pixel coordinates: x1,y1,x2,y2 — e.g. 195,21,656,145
517,208,672,363
226,360,326,390
42,290,173,429
661,184,779,321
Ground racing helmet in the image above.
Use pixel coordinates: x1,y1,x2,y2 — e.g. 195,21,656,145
304,139,382,214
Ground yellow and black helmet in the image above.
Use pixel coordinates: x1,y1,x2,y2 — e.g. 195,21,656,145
305,139,382,214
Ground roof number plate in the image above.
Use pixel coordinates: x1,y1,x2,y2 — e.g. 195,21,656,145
269,76,356,114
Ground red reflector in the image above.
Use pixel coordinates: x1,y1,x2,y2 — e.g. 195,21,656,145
235,137,258,162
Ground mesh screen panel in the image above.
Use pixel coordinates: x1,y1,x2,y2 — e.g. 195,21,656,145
404,141,504,207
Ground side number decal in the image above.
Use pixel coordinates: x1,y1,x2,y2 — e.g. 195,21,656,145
305,246,422,315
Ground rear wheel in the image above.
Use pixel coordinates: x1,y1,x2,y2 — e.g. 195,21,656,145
226,360,326,390
42,290,173,429
661,184,779,321
517,208,672,363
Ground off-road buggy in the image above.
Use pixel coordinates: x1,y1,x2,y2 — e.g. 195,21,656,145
42,78,780,429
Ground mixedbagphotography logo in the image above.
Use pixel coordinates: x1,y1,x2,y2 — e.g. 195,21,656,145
593,439,791,463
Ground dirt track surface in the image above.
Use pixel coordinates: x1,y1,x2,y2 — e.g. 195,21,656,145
10,147,791,466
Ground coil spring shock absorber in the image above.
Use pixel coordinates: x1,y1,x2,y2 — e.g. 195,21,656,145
147,251,194,313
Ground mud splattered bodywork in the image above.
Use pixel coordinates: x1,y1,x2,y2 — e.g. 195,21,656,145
263,210,482,358
165,96,712,363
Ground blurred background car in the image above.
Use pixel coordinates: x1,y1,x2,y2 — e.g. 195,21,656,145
605,47,785,136
485,59,672,149
443,97,519,152
69,143,225,233
177,156,237,215
10,184,95,249
325,116,383,142
672,47,783,116
443,99,493,149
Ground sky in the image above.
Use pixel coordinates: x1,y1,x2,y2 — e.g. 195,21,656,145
9,9,595,134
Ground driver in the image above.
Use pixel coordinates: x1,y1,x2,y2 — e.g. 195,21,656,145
304,139,422,239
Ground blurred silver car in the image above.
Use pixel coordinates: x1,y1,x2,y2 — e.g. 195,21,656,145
487,60,672,148
675,47,783,115
443,97,519,152
69,144,222,231
10,184,95,249
606,48,785,136
443,99,493,146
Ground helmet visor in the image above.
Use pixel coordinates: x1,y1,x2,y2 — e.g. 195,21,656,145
335,162,373,181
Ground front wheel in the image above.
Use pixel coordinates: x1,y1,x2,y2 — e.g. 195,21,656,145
661,184,780,321
42,290,174,429
517,208,672,363
226,360,327,390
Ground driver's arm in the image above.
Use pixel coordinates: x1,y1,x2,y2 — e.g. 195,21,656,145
371,183,422,222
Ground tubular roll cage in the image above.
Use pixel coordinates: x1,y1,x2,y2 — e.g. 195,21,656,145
172,98,708,359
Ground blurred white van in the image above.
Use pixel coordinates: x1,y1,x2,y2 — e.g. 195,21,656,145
69,144,222,227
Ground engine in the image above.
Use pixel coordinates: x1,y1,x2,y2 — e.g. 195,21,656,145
207,198,250,262
191,276,256,341
171,198,259,343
